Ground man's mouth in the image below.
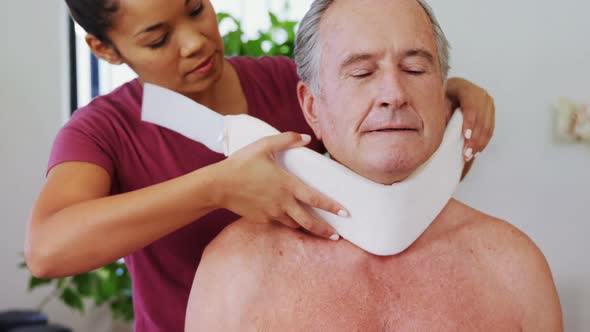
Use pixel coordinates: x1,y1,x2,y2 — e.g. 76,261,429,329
371,128,417,132
367,127,419,134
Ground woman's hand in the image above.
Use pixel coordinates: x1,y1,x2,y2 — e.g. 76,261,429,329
446,77,496,162
213,132,348,240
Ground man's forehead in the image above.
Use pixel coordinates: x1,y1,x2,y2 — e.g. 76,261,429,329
321,0,428,26
319,0,436,64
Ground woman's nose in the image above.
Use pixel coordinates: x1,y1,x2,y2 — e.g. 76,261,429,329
179,26,207,58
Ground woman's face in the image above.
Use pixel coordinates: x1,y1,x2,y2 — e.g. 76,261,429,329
104,0,224,96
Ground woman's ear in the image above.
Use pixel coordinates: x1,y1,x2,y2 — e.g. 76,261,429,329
85,34,123,65
297,81,322,140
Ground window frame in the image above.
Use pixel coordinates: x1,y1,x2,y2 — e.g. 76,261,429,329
68,17,77,115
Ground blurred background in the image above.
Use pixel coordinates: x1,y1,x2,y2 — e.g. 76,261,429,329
1,0,589,331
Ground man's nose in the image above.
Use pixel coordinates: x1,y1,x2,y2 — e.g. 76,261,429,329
377,71,408,110
178,25,207,58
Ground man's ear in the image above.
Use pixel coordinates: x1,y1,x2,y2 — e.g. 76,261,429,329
85,34,123,65
297,81,322,140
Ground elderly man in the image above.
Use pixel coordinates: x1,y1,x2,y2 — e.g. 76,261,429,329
185,0,562,330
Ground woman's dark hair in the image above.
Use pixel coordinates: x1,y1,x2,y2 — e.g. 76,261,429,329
65,0,120,44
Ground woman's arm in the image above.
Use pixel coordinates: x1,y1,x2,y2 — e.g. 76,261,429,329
26,161,217,278
445,77,496,162
25,132,346,278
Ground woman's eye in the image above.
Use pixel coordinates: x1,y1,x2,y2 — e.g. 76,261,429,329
148,35,169,49
190,2,205,16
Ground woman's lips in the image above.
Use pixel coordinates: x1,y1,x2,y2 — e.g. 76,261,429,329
187,55,215,77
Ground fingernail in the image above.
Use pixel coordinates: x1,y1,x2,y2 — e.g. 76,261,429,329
464,148,473,159
337,209,349,218
330,234,340,241
301,134,311,142
464,129,472,140
474,152,480,159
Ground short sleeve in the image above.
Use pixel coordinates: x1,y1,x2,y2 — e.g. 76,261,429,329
276,56,299,80
47,107,117,178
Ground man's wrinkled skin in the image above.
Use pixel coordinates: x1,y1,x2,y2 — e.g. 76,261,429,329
185,0,562,331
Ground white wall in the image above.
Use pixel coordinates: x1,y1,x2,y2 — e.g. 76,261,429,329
0,1,129,331
1,0,588,331
429,1,590,331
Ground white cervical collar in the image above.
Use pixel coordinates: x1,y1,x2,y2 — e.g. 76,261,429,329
142,84,465,256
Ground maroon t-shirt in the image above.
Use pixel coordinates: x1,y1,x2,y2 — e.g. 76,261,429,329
47,56,323,331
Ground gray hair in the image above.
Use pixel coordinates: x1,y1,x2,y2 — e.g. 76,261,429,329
294,0,451,95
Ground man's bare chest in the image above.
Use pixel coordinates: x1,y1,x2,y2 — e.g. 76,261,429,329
245,241,521,331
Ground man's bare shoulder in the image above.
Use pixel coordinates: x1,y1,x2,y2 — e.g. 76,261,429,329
441,200,548,274
193,219,279,289
203,218,304,262
186,220,296,331
442,200,563,330
198,218,313,287
444,200,547,269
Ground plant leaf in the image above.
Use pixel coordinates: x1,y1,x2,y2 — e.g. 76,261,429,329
73,273,93,297
60,287,85,313
269,12,280,26
29,277,53,290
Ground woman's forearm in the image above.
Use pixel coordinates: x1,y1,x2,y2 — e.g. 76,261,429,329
25,163,223,278
445,77,468,111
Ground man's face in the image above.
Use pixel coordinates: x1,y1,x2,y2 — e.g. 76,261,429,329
302,0,448,185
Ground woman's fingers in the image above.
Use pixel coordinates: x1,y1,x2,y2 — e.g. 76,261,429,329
260,132,350,217
225,131,347,239
460,99,479,162
291,176,349,218
462,106,479,162
446,77,495,161
286,201,339,240
461,90,496,162
259,132,312,156
274,215,301,229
